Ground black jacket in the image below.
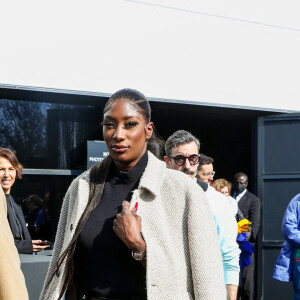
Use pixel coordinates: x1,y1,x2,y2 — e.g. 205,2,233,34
6,195,33,254
237,190,261,243
196,179,208,192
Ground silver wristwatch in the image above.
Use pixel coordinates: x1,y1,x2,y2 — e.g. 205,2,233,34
132,248,146,261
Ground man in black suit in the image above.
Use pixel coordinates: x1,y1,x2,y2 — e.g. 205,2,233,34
233,172,261,300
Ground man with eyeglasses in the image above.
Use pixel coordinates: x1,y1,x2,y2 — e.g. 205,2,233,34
197,155,215,183
164,130,240,300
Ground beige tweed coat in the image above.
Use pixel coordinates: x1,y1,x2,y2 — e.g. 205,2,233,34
0,188,28,300
40,152,226,300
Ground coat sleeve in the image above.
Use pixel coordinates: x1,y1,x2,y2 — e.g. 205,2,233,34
211,193,240,285
187,184,226,300
16,239,34,254
6,198,34,254
15,205,34,254
0,189,29,300
39,182,73,300
248,194,261,242
282,194,300,248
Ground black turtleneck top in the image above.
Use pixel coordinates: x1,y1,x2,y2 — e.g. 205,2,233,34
74,152,147,298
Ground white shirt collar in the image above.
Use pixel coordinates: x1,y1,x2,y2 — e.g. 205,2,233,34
235,189,247,203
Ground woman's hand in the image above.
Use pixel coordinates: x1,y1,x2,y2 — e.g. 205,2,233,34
32,240,51,252
113,201,145,251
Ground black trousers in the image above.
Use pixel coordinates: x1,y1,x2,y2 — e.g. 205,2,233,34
237,253,254,300
78,294,144,300
77,289,146,300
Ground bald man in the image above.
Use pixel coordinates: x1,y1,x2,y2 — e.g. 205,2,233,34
0,187,28,300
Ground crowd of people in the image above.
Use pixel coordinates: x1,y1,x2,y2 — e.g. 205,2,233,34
0,88,298,300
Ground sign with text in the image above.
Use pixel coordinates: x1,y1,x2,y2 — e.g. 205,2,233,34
87,140,109,169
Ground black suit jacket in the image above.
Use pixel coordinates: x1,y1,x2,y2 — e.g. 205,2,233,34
6,195,33,254
237,190,261,243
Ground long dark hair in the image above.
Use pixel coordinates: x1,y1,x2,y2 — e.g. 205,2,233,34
51,89,164,299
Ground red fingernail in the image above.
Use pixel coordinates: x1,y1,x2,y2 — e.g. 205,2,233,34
134,202,138,211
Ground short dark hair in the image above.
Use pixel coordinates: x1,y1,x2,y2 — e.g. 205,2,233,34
165,130,200,157
198,154,214,171
234,172,248,182
27,194,42,207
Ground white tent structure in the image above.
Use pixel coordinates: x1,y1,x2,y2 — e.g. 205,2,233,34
1,0,300,112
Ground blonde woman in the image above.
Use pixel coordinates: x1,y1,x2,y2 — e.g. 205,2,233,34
212,178,238,216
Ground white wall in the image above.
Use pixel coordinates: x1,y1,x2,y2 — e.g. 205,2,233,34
1,0,300,112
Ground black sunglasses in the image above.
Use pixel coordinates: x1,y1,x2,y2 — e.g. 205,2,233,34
169,154,200,166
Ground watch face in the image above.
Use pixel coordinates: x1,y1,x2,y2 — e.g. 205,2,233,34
132,250,146,261
133,253,143,260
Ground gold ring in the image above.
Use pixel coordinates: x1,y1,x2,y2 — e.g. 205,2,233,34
122,203,130,207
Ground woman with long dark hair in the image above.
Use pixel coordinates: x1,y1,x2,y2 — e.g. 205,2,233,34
40,89,226,300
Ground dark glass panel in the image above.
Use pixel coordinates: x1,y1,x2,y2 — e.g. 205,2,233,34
262,248,293,299
263,179,300,241
0,99,103,169
264,120,300,174
11,174,79,243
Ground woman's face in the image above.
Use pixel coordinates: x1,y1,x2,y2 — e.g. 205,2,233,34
103,99,153,171
220,186,229,197
0,157,16,194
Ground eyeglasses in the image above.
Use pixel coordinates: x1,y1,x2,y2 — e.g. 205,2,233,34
169,154,200,166
201,171,216,177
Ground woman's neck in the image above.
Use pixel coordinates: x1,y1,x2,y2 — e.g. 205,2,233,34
114,150,147,172
3,188,10,195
